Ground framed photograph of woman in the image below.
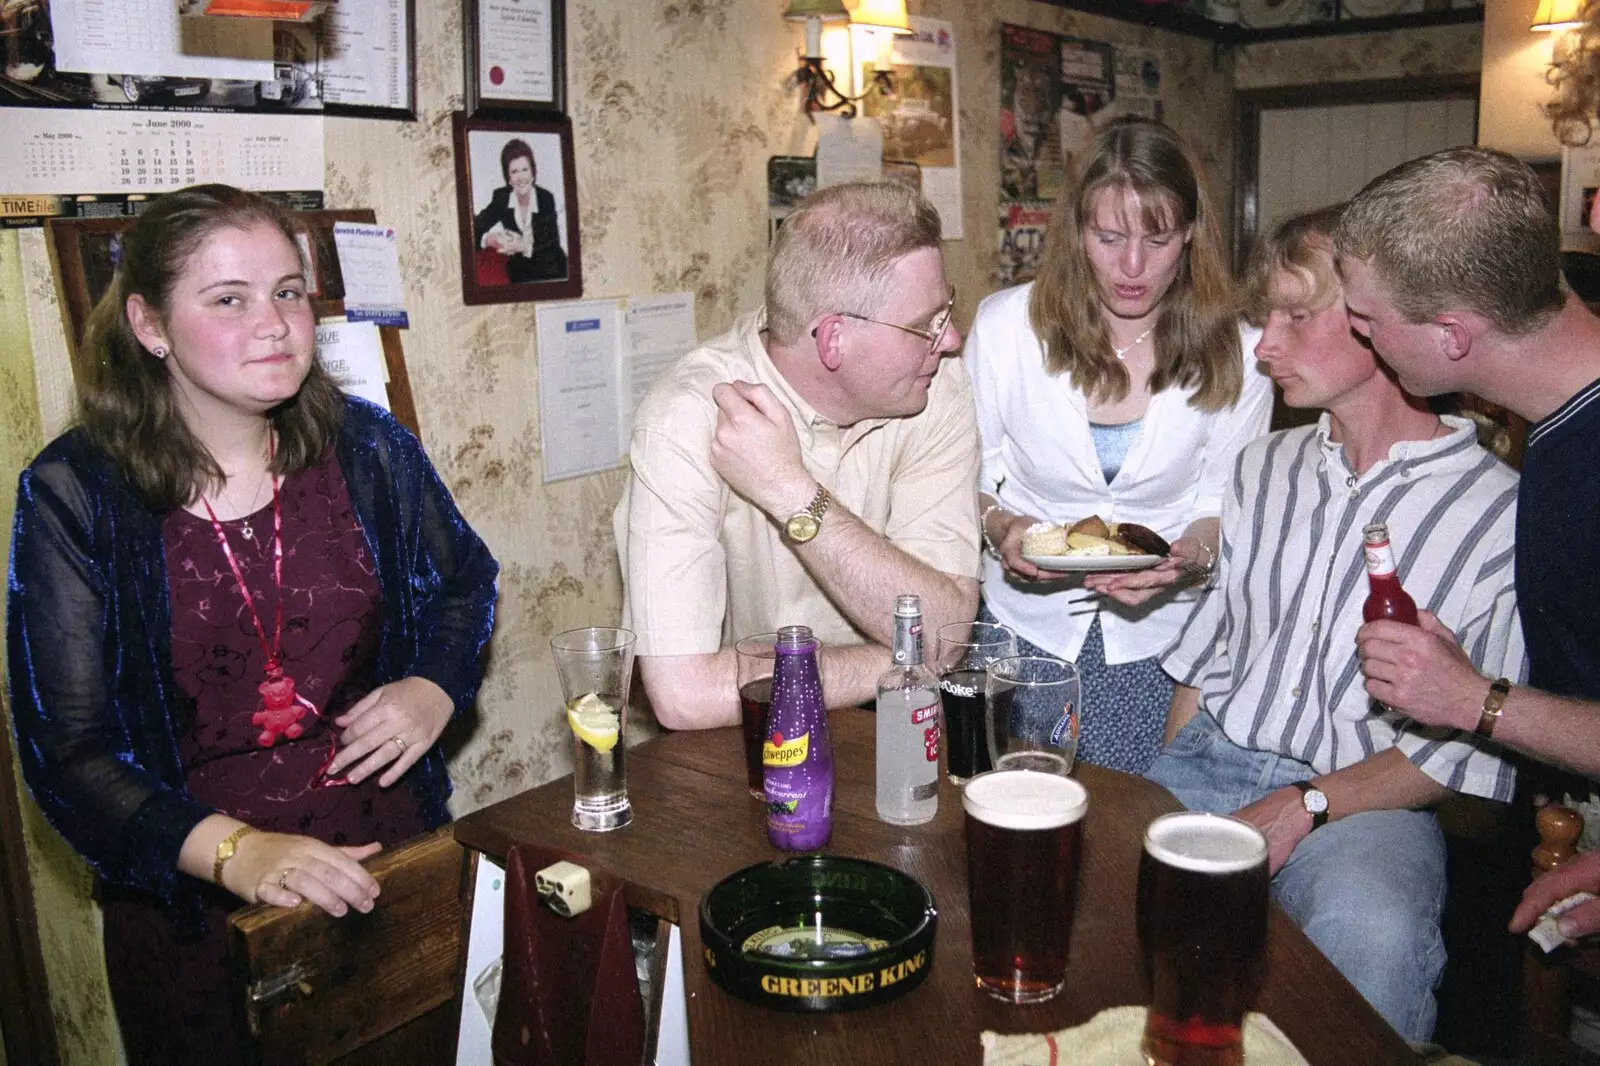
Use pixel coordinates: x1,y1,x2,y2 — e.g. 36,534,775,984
452,112,582,305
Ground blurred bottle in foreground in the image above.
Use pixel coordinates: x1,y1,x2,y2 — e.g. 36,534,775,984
876,595,941,826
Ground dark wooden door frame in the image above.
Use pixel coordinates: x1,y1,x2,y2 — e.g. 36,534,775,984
1233,73,1481,271
0,685,60,1065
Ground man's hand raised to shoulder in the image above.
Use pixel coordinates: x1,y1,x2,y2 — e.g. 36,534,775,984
710,381,816,519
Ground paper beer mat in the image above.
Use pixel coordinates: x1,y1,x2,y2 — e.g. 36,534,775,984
980,1006,1309,1065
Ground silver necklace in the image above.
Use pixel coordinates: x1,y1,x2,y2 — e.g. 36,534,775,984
1112,325,1156,361
234,457,273,541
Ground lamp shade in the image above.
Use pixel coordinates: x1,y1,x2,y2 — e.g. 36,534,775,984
1532,0,1586,31
784,0,849,21
846,0,912,32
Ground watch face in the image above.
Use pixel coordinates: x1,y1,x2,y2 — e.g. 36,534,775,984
1303,789,1329,815
786,513,820,543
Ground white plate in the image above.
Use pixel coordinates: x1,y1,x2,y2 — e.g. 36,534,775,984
1023,553,1162,572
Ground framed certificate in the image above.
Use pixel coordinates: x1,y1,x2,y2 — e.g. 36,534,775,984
465,0,566,116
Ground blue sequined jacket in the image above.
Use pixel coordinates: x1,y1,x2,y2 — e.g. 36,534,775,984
7,398,498,928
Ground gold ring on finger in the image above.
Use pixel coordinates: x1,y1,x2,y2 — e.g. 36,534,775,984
278,870,291,891
392,736,407,753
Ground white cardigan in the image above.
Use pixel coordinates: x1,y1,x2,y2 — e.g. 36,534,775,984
965,282,1273,666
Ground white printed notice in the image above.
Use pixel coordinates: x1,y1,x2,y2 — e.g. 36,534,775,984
317,0,411,110
51,0,274,79
315,319,389,410
332,222,409,328
861,16,963,239
621,292,696,456
477,0,555,106
537,300,623,482
4,110,323,195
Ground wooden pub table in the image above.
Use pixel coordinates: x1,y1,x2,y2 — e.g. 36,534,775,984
453,708,1421,1065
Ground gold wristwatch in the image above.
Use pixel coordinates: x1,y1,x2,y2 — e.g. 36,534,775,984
785,486,831,544
1476,677,1512,738
213,825,256,884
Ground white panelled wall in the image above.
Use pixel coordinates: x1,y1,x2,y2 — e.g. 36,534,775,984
1257,97,1479,236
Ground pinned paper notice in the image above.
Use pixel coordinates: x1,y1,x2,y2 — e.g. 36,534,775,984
816,115,884,189
332,222,409,328
315,319,390,410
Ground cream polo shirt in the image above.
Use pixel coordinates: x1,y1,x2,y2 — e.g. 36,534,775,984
615,310,982,657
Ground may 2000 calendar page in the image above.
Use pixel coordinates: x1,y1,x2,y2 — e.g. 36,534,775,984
5,109,324,196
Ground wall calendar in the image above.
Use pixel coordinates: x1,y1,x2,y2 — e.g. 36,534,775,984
4,109,324,196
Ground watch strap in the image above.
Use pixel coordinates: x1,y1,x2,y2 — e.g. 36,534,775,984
1476,677,1512,739
213,824,256,885
807,485,831,524
1292,781,1329,831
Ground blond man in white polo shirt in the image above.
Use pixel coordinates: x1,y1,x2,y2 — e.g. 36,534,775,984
615,182,981,728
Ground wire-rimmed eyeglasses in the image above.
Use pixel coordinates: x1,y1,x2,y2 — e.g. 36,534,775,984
814,286,957,353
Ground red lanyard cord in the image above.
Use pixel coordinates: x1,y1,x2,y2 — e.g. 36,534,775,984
200,464,350,788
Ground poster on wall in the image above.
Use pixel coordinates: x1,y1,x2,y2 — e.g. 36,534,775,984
1057,36,1115,180
858,16,962,239
997,23,1164,286
2,0,413,117
1113,46,1164,124
999,23,1065,204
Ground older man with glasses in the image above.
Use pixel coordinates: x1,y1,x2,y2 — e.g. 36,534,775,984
615,181,980,729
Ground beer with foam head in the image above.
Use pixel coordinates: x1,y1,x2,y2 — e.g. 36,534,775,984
1138,812,1270,1066
963,769,1088,1003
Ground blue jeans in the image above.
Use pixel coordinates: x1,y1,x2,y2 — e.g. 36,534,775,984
1145,712,1447,1044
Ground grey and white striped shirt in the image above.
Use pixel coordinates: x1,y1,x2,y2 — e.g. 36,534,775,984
1162,415,1522,801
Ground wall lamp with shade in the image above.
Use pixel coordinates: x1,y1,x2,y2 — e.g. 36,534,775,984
1532,0,1586,32
784,0,912,118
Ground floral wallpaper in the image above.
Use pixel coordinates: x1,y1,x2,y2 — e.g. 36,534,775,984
1234,22,1483,88
2,1,1478,1061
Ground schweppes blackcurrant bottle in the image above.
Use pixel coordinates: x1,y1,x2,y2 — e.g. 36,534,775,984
763,625,833,850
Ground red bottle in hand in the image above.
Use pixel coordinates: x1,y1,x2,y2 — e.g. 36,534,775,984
1362,522,1419,626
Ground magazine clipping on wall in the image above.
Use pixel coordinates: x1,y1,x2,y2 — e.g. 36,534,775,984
998,23,1163,286
1,0,412,116
857,15,961,239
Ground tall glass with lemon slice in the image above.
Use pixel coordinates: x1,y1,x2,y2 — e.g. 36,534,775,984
550,627,636,831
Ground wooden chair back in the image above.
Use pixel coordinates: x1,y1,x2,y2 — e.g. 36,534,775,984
227,825,471,1065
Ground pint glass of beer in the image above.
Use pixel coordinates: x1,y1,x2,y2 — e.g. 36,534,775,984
963,768,1088,1003
1137,812,1270,1066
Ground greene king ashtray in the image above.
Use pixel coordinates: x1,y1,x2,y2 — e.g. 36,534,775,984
699,854,937,1012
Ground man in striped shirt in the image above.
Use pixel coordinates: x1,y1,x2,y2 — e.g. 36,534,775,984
1145,205,1523,1043
1338,148,1600,944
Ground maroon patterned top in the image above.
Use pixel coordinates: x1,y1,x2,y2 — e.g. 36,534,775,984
101,452,427,1065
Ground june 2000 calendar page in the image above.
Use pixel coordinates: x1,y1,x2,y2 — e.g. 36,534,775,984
5,109,324,196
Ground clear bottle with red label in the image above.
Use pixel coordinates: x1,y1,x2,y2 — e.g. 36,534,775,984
875,594,941,826
1362,522,1419,626
764,625,833,850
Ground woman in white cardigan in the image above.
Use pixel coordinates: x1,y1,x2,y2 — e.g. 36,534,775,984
968,118,1272,774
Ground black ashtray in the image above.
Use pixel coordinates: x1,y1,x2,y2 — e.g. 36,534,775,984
699,854,937,1012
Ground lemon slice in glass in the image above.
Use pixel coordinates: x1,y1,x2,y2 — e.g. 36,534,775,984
567,692,620,753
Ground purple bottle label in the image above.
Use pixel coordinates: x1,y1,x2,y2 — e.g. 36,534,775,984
764,634,833,851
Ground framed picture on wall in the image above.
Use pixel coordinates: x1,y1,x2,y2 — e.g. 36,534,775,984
452,112,582,305
464,0,566,116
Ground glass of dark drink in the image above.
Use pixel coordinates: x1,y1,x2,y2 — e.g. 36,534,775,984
963,768,1088,1003
735,634,779,799
1137,812,1270,1066
984,655,1079,776
935,622,1017,785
